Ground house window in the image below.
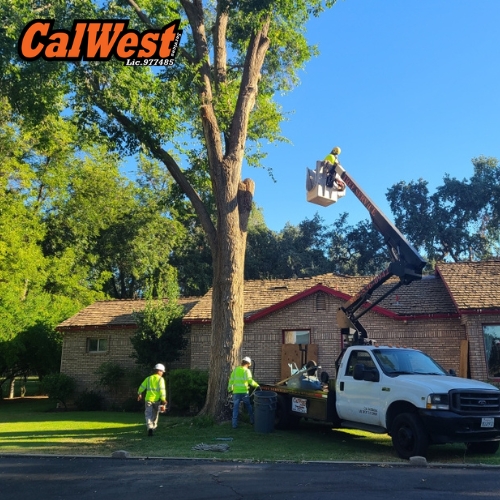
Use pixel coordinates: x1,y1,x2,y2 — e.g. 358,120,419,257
283,330,310,344
87,338,108,353
483,325,500,378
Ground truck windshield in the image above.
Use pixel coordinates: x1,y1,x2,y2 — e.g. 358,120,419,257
373,349,448,377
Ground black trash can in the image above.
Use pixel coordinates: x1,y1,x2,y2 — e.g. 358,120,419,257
253,390,277,433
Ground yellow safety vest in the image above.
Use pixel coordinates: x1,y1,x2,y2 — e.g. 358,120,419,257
228,365,258,394
138,373,167,402
324,153,337,165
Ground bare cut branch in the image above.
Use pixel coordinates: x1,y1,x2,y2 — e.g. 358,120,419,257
226,17,270,163
213,2,229,86
237,178,255,231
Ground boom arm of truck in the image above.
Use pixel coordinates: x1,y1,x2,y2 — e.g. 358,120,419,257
330,160,427,343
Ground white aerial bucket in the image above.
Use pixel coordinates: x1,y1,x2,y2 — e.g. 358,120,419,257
306,161,347,206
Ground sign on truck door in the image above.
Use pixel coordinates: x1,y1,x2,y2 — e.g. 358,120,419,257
335,349,384,427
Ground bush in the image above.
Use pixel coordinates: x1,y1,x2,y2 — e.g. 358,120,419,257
74,390,104,411
40,373,76,409
169,369,208,412
95,362,125,390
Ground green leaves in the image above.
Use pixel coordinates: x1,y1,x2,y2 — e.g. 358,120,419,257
387,156,500,262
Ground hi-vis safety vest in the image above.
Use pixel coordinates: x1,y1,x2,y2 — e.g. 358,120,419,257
228,365,258,394
324,153,338,166
138,373,167,402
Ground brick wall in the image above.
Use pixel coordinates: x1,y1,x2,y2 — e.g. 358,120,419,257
190,292,467,384
61,294,500,402
60,327,191,406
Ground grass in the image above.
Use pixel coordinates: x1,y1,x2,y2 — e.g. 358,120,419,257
0,397,499,465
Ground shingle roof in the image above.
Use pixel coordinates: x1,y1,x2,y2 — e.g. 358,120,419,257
436,260,500,311
59,261,500,329
183,272,458,323
57,297,199,330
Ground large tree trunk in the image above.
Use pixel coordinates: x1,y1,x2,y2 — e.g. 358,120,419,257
199,173,254,421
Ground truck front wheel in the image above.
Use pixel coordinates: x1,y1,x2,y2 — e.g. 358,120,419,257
391,413,429,459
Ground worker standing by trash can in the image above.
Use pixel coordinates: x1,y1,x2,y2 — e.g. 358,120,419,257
137,363,167,437
228,356,259,429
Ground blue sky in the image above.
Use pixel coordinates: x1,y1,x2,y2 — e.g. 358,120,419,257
241,0,500,231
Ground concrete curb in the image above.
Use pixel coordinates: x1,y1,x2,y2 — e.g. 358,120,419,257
1,452,500,468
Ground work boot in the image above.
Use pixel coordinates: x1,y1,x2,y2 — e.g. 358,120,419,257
148,429,153,437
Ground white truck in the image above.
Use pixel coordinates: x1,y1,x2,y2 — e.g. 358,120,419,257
262,344,500,459
261,150,500,459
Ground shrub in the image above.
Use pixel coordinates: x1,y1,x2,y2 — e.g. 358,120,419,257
169,369,208,412
74,390,104,411
95,362,125,390
40,373,76,409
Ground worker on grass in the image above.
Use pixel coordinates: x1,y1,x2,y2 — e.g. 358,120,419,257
324,146,346,191
137,363,167,437
228,356,260,429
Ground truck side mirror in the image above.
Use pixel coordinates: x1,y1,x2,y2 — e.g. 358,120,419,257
449,369,457,377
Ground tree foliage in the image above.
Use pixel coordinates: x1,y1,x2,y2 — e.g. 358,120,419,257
131,269,188,369
2,0,338,419
387,156,500,263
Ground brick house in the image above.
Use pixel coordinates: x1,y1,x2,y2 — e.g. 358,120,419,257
58,261,500,401
57,298,198,406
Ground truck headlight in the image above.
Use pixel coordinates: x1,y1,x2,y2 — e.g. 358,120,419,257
426,393,449,410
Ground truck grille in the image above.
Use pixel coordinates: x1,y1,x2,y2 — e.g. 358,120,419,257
449,390,500,414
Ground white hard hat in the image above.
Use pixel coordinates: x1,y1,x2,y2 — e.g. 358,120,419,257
242,356,252,364
154,363,166,372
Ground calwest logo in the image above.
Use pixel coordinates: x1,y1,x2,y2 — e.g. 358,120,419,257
18,19,182,66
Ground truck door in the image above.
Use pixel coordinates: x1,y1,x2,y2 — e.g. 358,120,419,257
336,349,383,426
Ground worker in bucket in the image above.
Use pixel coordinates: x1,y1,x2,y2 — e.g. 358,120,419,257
137,363,167,437
228,356,260,429
324,146,346,191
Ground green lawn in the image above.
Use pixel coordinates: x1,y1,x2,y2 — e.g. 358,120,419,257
0,397,499,464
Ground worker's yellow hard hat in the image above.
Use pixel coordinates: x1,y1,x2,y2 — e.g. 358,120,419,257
332,146,341,155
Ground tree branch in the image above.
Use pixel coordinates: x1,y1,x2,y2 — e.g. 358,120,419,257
180,0,224,170
93,96,217,251
213,2,229,86
226,17,270,163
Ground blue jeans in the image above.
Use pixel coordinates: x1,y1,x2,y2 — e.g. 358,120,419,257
232,392,254,428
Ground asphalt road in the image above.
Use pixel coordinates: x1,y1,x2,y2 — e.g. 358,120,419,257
1,455,499,500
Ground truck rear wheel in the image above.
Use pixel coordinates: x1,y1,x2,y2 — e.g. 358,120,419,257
274,394,301,429
466,441,500,454
275,394,291,429
391,413,429,459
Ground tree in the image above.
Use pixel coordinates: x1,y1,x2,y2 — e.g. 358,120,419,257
131,269,188,369
387,156,500,263
1,0,337,419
